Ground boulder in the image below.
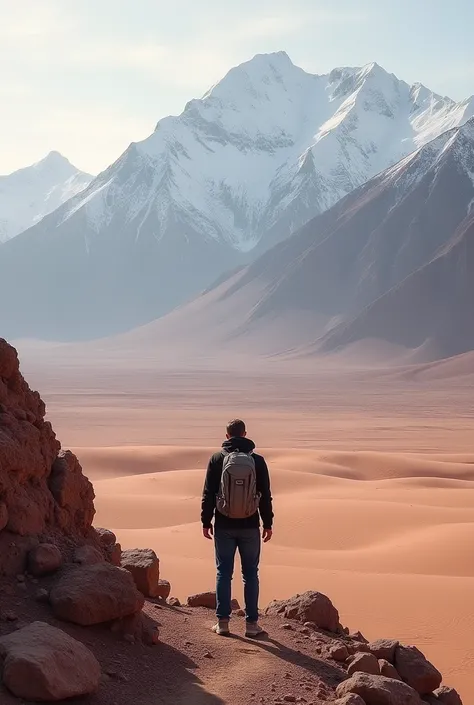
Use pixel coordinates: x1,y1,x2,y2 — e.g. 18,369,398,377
265,591,340,633
167,597,181,607
73,544,104,565
186,591,240,610
28,543,62,576
329,643,350,662
379,659,402,680
347,653,380,676
95,527,116,546
394,645,442,694
336,673,423,705
156,579,171,600
336,696,367,705
0,621,100,701
121,548,160,597
368,639,399,663
187,591,218,609
433,686,463,705
50,563,144,625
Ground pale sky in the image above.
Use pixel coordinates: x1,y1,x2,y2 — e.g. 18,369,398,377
1,0,473,175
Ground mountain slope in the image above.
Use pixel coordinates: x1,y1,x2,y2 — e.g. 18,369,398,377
1,53,474,340
116,118,474,362
319,211,474,360
0,152,92,243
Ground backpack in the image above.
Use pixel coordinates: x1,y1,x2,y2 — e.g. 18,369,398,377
216,450,261,519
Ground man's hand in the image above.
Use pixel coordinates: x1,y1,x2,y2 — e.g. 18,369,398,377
262,528,273,543
203,526,214,540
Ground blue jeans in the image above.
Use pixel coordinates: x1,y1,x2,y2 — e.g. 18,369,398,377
214,528,261,623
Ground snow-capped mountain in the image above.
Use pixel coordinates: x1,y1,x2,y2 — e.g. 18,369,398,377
121,118,474,362
0,152,92,243
1,52,474,340
57,53,474,253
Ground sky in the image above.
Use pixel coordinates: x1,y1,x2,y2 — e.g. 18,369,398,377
1,0,473,175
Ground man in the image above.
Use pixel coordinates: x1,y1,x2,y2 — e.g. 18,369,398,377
201,419,273,638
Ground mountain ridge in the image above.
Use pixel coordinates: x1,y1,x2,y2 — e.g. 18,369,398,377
1,52,474,340
0,153,92,243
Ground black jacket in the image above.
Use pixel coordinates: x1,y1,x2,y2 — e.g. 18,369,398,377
201,437,274,530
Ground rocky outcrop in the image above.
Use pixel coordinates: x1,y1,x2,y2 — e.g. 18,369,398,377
0,339,97,576
50,563,144,625
121,548,160,597
0,621,101,701
336,673,423,704
394,645,442,694
265,591,340,633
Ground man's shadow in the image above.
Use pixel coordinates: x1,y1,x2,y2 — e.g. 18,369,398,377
228,632,346,688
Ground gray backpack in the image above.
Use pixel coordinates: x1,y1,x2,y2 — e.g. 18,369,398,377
216,451,261,519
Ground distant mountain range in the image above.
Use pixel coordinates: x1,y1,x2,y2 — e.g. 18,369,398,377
124,118,474,363
0,152,91,243
1,52,474,341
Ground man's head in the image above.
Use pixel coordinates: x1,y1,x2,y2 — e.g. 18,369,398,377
226,419,246,439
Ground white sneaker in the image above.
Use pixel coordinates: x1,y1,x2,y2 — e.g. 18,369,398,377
212,619,230,636
245,621,266,638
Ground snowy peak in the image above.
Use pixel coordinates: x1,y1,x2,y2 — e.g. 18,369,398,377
0,153,92,243
55,53,474,261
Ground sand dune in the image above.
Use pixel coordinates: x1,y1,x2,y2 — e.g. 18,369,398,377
17,354,474,701
81,445,474,699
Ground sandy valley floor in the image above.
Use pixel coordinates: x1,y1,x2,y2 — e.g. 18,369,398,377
19,352,474,700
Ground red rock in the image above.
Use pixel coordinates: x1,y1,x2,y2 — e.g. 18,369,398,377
368,639,399,663
335,696,366,705
50,563,144,625
394,645,442,694
336,673,423,705
187,591,217,608
156,579,171,600
379,659,402,680
121,548,160,597
48,451,95,535
28,543,63,576
433,686,463,705
167,597,181,607
73,544,104,565
185,591,240,610
95,527,116,546
329,643,350,662
350,631,369,643
265,591,340,633
107,542,122,566
0,621,100,701
347,653,380,676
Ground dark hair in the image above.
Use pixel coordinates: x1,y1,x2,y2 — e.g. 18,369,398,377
226,419,246,437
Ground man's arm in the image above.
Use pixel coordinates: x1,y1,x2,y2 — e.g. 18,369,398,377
201,455,219,531
258,457,274,532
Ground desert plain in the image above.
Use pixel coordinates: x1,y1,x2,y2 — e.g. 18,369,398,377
17,343,474,701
